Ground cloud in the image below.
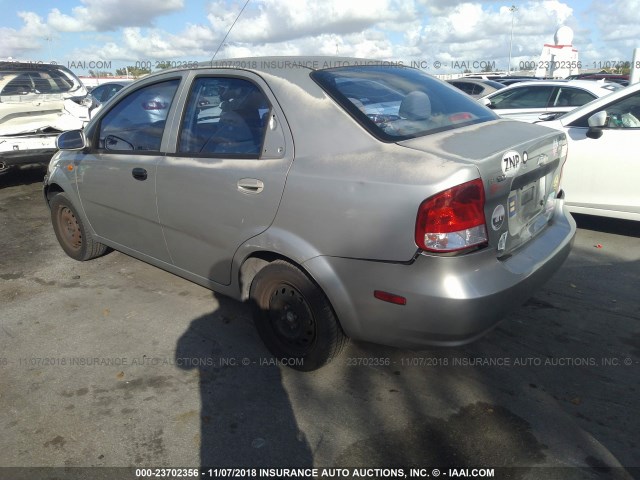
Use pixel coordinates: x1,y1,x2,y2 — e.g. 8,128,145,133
590,0,640,48
0,12,52,58
409,1,578,71
69,25,218,61
4,0,631,75
207,0,416,44
47,0,184,32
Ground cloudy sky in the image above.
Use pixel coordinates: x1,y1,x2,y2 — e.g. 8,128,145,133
1,0,639,74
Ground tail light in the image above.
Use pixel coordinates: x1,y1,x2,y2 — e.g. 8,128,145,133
415,179,488,253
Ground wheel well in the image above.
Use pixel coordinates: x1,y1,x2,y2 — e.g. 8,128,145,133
239,252,310,301
45,183,64,203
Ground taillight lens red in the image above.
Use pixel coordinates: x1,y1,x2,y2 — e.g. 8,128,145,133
415,179,488,253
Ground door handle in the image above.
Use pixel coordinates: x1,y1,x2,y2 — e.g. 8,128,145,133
237,178,264,194
132,167,148,181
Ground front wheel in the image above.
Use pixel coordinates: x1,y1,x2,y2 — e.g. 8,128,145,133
50,193,108,261
250,260,349,371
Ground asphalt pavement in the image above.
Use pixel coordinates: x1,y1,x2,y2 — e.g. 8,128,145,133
1,165,639,480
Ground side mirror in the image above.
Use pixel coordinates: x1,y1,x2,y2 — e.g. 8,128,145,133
586,111,607,139
538,112,559,122
105,135,134,151
56,130,87,150
480,97,493,108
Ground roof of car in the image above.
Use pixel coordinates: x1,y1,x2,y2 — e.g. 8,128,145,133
139,56,413,83
483,78,622,98
206,56,400,71
448,78,504,88
0,61,76,75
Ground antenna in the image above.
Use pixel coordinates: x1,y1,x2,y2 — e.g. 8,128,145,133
211,0,251,62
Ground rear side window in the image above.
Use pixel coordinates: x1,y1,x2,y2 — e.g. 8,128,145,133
97,79,180,152
0,71,75,95
553,87,596,107
312,66,497,141
488,85,555,109
178,77,271,156
453,82,486,96
0,73,33,95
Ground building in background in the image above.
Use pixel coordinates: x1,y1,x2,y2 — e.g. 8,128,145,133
535,26,579,78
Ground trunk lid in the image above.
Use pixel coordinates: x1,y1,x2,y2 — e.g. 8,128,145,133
398,120,567,257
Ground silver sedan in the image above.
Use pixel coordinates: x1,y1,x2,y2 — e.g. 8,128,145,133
44,57,576,370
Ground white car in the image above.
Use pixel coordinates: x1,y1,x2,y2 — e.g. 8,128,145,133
0,62,93,175
540,82,640,221
480,79,621,123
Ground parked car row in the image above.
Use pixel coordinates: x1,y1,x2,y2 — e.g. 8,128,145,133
478,79,621,122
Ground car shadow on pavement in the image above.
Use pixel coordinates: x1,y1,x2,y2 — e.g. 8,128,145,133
572,213,640,238
174,292,313,469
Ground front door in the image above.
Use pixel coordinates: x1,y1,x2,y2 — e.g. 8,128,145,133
562,88,640,217
76,78,182,263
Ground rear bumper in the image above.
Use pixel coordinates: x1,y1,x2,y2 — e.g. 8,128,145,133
304,196,576,348
0,134,58,166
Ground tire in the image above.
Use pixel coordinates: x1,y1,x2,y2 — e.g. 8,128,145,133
0,162,13,177
50,193,108,261
250,260,349,371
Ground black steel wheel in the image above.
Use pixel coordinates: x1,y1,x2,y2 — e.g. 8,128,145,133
250,260,348,371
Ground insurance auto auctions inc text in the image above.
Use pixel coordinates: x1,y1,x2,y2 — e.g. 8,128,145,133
210,467,495,478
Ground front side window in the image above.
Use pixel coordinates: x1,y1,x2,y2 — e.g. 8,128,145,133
312,66,497,141
602,91,640,128
178,77,271,156
607,92,640,128
571,90,640,129
97,79,180,152
488,85,555,109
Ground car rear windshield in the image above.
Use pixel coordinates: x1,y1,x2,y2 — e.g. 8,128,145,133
311,65,498,141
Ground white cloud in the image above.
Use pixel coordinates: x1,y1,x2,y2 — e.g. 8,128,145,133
207,0,416,44
0,12,52,58
3,0,634,75
47,0,184,32
408,1,579,71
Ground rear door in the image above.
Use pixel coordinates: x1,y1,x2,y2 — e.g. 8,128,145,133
156,71,293,285
488,85,556,122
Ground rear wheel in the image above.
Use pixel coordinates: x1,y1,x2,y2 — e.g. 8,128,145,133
250,260,348,371
50,193,108,261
